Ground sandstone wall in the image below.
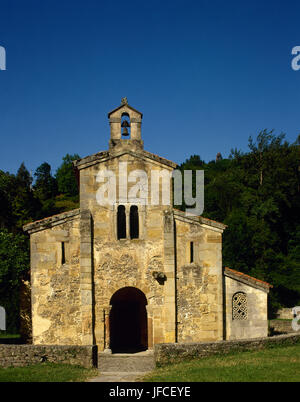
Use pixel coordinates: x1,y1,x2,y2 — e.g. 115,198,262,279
0,345,96,368
269,319,295,334
225,275,268,340
174,215,223,342
78,153,176,350
276,308,294,320
19,279,32,343
29,212,82,345
154,333,300,366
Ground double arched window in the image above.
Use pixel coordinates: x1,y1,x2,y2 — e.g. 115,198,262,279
232,292,248,320
117,205,139,240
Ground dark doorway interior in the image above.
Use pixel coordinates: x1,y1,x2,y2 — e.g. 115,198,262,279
109,287,148,353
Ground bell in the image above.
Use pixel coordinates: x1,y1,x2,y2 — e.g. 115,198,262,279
122,126,129,136
121,119,130,137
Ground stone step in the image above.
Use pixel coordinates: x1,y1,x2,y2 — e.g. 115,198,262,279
98,351,155,373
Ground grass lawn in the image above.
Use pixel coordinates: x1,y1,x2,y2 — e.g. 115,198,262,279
142,343,300,382
0,363,98,382
0,333,20,339
0,333,21,345
269,319,293,322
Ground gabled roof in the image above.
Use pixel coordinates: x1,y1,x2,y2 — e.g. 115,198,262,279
23,209,80,234
138,149,177,169
224,267,272,292
72,151,109,170
107,102,143,118
173,208,227,231
73,149,178,170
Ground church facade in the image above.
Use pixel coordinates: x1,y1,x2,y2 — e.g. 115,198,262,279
24,99,272,352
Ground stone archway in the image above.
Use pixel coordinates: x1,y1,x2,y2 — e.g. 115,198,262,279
109,287,148,353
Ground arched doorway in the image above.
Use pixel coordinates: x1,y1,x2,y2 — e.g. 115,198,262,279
109,287,148,353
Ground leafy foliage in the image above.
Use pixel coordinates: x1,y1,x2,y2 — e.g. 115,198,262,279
34,162,57,201
0,154,80,333
0,229,29,333
180,130,300,315
55,154,80,198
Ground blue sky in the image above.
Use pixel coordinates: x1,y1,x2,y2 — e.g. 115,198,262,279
0,0,299,176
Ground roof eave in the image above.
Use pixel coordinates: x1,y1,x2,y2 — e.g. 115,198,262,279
224,267,272,292
173,208,227,231
23,209,80,234
108,104,143,118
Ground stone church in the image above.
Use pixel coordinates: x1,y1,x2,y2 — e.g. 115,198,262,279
24,99,272,353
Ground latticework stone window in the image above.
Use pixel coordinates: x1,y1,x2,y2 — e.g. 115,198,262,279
232,292,248,320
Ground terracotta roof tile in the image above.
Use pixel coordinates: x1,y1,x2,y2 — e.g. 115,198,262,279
224,267,273,288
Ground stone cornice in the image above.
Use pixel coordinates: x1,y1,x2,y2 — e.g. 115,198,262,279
73,149,178,170
107,103,143,118
173,209,227,232
72,151,109,170
23,209,80,234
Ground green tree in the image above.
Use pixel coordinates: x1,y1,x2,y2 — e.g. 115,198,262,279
0,229,29,333
34,162,57,201
0,171,16,230
55,154,80,197
248,129,286,186
12,163,40,229
33,163,58,218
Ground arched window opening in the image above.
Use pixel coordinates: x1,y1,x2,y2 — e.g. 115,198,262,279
121,113,131,139
232,292,248,320
117,205,126,239
130,205,139,239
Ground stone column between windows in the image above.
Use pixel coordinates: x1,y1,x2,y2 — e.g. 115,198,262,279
125,205,130,239
80,209,94,345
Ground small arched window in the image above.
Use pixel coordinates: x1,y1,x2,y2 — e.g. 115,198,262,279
130,205,139,239
61,242,66,264
190,242,194,263
117,205,126,239
232,292,248,320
